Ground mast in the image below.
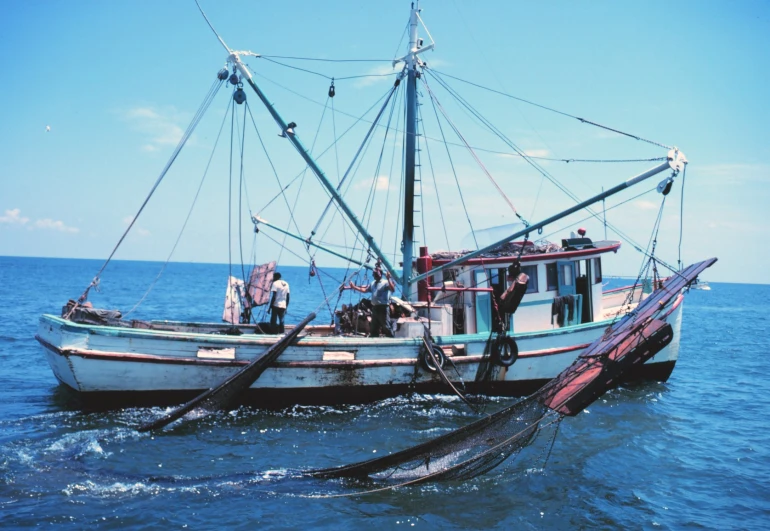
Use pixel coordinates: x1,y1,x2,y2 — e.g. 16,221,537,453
401,3,420,300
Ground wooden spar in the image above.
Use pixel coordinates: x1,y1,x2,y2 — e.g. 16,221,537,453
410,150,687,286
226,54,401,284
536,257,717,416
138,312,316,432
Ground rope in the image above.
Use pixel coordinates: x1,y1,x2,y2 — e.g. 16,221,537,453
70,75,225,309
429,68,673,150
260,55,394,63
425,77,478,248
421,76,522,221
257,56,401,83
678,164,687,270
419,103,451,249
124,87,232,318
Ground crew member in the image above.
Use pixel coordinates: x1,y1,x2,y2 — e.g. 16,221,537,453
346,267,396,337
268,272,290,333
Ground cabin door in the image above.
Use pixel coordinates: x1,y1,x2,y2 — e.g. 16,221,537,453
474,270,492,333
556,261,576,296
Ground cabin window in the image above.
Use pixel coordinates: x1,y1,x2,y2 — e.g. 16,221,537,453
546,263,558,291
443,268,458,283
521,265,538,293
593,258,602,284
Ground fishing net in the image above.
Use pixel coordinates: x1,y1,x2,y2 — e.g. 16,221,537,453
309,258,717,485
309,396,552,483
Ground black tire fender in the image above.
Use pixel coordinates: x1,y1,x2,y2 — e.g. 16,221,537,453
492,335,518,367
420,343,445,373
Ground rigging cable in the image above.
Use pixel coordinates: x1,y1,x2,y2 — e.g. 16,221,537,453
427,68,676,269
418,99,451,250
260,55,395,63
429,68,673,150
421,75,524,223
72,75,225,305
237,97,249,286
123,81,231,317
424,75,478,249
310,76,403,240
248,63,658,167
677,163,687,271
259,56,400,82
379,84,406,251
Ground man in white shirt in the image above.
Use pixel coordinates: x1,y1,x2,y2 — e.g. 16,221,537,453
268,272,290,333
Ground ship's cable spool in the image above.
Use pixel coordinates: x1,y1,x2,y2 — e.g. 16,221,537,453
492,335,518,367
420,340,445,373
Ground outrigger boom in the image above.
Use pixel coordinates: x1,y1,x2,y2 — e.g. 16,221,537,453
409,149,687,286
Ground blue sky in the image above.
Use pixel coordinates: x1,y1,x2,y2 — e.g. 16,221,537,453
1,0,768,285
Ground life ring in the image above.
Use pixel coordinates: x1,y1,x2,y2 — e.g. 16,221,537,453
492,335,518,367
420,343,445,373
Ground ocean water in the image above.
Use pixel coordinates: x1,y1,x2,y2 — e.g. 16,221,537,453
1,256,768,529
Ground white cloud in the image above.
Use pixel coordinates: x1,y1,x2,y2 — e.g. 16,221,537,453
34,218,79,233
354,175,391,191
354,65,402,88
122,215,150,237
634,200,658,211
694,163,770,185
122,106,186,152
524,149,551,158
0,208,29,225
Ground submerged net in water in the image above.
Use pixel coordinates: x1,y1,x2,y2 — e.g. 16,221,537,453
308,259,717,486
309,396,553,484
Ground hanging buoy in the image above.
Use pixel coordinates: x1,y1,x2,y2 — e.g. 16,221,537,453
217,68,229,81
233,88,246,105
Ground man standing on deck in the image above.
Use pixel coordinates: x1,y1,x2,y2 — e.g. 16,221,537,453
268,272,290,333
346,267,396,337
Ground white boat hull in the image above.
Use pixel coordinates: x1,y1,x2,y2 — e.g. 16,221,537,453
36,299,683,405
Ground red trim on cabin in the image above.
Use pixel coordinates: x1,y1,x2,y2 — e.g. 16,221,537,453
431,241,621,267
426,286,494,293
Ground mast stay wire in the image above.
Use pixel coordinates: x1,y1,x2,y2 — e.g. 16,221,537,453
259,56,399,82
124,82,231,317
429,68,673,151
427,69,673,267
253,82,395,217
379,85,406,251
248,63,662,166
309,76,403,240
677,164,687,271
424,77,478,249
72,75,226,306
420,76,524,223
538,185,680,275
360,83,403,247
418,101,451,250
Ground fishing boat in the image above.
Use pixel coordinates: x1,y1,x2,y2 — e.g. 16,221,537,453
690,279,711,291
35,2,713,406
